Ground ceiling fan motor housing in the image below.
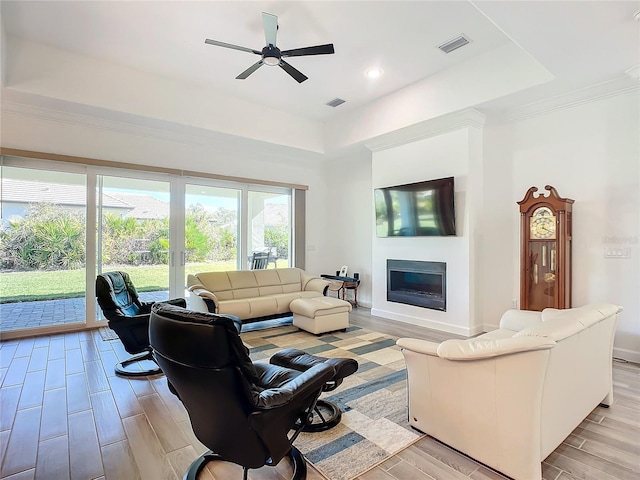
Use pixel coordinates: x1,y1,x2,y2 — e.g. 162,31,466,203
262,45,281,66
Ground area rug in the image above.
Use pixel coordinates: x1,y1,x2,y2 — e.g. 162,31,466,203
242,324,424,480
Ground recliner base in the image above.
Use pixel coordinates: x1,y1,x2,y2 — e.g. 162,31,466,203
114,350,161,377
302,399,342,432
184,447,307,480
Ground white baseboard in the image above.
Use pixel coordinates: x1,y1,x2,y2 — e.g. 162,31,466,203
613,346,640,364
370,308,483,337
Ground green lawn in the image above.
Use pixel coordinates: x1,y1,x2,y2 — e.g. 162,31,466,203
1,260,290,303
0,262,236,303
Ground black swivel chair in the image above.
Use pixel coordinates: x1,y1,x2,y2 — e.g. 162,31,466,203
148,303,336,480
96,271,186,377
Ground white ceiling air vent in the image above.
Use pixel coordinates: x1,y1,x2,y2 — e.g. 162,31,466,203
438,35,470,54
326,98,346,108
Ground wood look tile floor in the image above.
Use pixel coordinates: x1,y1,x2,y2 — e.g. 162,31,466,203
0,308,638,480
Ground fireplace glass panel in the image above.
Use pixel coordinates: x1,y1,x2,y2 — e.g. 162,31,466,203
389,271,443,297
387,259,446,311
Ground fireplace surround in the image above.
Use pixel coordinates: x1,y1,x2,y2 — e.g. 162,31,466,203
387,259,446,311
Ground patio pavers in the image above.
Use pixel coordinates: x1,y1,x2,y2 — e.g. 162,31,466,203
0,291,169,333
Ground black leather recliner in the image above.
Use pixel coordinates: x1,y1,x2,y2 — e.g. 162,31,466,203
149,303,336,480
95,271,186,377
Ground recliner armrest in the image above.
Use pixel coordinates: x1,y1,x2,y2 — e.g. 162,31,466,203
163,298,187,308
251,363,335,409
106,311,152,327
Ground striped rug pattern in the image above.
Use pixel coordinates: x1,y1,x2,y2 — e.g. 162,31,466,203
242,323,423,480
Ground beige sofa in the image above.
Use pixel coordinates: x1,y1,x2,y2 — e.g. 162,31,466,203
187,268,330,322
397,303,622,480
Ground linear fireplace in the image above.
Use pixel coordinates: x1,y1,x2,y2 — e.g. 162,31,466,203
387,259,446,311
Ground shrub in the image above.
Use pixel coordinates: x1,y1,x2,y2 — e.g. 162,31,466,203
265,225,289,259
0,203,85,270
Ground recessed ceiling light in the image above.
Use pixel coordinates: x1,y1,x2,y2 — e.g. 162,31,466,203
366,68,383,79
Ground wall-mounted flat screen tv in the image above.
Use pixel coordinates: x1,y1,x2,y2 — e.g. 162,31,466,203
375,176,456,237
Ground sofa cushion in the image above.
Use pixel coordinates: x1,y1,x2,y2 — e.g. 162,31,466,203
499,309,542,331
541,308,562,322
514,317,583,341
259,285,285,296
437,336,556,360
228,271,259,289
196,272,233,293
475,329,516,340
275,268,305,287
254,269,285,286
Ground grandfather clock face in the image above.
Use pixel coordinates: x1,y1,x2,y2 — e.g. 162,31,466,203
530,207,556,240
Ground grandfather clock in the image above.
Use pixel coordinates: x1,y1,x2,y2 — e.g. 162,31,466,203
517,185,574,311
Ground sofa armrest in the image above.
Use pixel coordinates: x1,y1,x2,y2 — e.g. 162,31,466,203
436,336,556,360
302,277,331,294
188,287,219,313
499,309,543,331
396,338,439,356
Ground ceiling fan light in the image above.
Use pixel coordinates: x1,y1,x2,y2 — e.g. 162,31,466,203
263,56,280,66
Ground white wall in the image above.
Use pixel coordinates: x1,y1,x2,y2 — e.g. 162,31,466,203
497,90,639,362
322,148,373,306
324,89,639,361
370,126,483,337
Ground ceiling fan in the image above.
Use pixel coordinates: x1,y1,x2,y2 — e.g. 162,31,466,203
204,12,334,83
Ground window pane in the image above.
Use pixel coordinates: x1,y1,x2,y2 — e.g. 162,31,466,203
97,175,172,315
185,184,240,278
248,190,291,269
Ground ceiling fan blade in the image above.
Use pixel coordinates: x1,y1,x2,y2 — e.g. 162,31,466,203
262,12,278,46
205,39,261,55
236,60,264,80
279,60,308,83
281,44,335,57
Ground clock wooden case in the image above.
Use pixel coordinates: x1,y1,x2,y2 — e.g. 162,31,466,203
517,185,574,311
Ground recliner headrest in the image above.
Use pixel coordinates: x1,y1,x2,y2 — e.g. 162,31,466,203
149,303,257,380
96,271,141,316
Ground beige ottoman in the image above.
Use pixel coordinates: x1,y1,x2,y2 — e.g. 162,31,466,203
290,297,351,334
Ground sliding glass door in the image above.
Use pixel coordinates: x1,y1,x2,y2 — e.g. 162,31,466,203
96,175,172,311
0,157,296,338
0,165,87,333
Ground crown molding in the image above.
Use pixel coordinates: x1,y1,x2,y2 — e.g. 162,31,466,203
364,109,487,152
503,78,639,122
